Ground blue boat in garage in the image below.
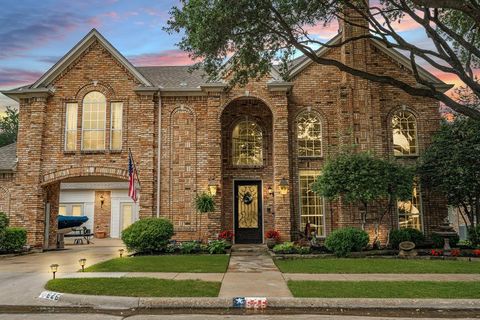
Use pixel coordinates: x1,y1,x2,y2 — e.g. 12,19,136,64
57,215,89,230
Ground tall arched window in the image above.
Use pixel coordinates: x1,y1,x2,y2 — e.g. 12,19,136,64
391,110,418,156
82,91,106,151
297,111,322,157
232,120,263,166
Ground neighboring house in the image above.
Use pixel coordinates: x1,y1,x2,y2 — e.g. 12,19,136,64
0,13,450,248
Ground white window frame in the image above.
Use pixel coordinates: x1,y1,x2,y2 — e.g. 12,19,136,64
58,203,84,216
232,120,264,166
397,182,424,232
391,110,419,157
296,111,323,158
81,91,107,151
64,103,78,151
110,102,123,150
298,170,326,237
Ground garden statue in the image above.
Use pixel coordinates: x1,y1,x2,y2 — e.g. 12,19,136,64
398,241,417,257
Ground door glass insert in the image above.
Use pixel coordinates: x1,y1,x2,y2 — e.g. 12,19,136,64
121,204,133,231
237,185,259,228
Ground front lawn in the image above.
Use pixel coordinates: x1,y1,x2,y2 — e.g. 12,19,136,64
288,281,480,298
46,277,221,297
85,255,229,273
275,258,480,274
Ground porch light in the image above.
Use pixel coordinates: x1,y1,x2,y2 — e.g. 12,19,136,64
119,248,125,258
279,178,289,196
50,264,59,279
208,179,218,196
78,258,87,272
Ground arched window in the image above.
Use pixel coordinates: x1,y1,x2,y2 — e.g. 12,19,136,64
297,111,322,157
232,120,263,166
391,110,418,156
82,91,106,151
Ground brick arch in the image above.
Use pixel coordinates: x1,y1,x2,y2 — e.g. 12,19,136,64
75,81,116,101
0,186,10,215
41,166,129,186
219,95,274,120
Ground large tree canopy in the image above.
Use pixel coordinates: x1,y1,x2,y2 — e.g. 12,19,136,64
418,118,480,228
0,107,18,147
167,0,480,119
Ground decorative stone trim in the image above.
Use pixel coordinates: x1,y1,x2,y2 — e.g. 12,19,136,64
41,166,129,185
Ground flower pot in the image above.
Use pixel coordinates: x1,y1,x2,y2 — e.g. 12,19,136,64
95,231,107,239
266,238,277,249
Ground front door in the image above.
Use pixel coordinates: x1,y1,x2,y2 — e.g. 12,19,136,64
120,203,134,233
234,180,263,244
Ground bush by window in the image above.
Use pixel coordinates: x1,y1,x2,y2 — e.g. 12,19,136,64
121,218,174,254
324,227,369,257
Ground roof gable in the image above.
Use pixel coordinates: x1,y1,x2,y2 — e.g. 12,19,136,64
32,29,152,89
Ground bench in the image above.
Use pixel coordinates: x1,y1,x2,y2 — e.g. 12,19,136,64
64,227,94,244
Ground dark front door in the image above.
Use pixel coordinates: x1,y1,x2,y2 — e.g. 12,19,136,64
234,180,263,244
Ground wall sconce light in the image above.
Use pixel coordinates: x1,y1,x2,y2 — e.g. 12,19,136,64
279,178,289,196
267,185,274,196
78,258,87,272
99,194,105,208
50,264,59,279
208,178,218,196
119,248,125,258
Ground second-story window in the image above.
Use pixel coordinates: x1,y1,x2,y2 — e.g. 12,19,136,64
232,120,263,166
392,110,418,156
110,102,123,150
297,111,322,157
82,91,106,151
64,103,78,151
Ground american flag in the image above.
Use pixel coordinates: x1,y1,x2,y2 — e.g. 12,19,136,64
128,151,138,203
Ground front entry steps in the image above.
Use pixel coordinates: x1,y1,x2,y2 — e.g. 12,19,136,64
231,244,268,255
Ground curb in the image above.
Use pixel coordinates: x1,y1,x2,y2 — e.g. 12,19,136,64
57,294,480,310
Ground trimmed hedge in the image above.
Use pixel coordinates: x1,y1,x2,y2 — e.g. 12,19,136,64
0,227,27,253
389,228,425,249
325,227,369,257
121,218,174,254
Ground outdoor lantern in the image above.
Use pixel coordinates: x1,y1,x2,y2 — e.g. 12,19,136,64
50,264,59,279
78,258,87,272
267,185,274,196
208,178,218,196
279,178,289,196
119,248,125,258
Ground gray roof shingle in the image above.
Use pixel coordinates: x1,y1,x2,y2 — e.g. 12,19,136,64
136,66,207,89
0,143,16,171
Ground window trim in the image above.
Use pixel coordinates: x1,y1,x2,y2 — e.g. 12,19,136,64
296,110,323,158
391,109,419,157
110,101,123,151
64,102,78,152
59,203,85,217
397,182,424,232
298,170,326,237
81,91,107,151
231,119,264,167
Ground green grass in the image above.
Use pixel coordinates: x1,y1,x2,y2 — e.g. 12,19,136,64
288,281,480,298
275,258,480,274
85,255,230,273
46,277,221,297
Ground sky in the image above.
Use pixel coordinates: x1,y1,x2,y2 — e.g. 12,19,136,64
0,0,464,113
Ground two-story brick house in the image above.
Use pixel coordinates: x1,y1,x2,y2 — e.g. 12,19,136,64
0,17,451,248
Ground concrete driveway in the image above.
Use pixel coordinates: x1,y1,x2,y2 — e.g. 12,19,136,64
0,238,123,306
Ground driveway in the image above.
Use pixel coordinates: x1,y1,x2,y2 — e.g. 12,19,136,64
0,238,123,306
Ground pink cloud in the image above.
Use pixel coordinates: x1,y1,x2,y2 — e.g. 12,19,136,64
303,21,340,39
87,11,121,28
128,50,197,66
0,68,43,87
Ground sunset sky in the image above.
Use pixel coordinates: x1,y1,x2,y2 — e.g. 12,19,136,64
0,0,465,111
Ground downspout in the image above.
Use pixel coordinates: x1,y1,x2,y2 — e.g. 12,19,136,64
156,88,162,218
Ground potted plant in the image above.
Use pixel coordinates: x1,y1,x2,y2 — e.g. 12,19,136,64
265,230,280,249
218,230,234,248
195,192,216,241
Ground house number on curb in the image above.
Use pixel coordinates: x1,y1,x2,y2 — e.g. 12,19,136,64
39,291,62,301
233,297,267,309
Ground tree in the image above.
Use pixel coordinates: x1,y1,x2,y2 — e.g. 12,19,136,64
167,0,480,119
312,152,414,244
418,118,480,228
0,107,18,147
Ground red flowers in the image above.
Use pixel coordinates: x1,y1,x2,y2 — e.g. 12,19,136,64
473,249,480,257
430,249,443,256
265,230,280,240
218,230,234,241
451,249,461,257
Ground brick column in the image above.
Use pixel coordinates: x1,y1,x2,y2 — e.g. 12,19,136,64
45,182,60,249
271,94,292,240
15,96,48,248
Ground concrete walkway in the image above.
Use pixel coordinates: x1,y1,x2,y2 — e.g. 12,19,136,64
219,245,292,298
284,273,480,282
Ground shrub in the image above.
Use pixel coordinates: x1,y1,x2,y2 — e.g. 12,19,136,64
468,225,480,246
389,228,425,249
0,212,8,232
121,218,174,254
431,232,459,249
325,227,369,257
0,227,27,253
207,240,227,254
297,246,311,255
195,193,215,213
180,241,200,254
265,230,280,240
218,230,234,241
273,242,297,254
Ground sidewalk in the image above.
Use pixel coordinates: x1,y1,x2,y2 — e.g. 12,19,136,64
284,273,480,281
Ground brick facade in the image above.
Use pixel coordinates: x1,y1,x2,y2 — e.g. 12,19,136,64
1,27,448,248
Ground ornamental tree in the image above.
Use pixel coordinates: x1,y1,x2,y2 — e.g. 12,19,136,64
0,107,18,147
167,0,480,119
312,152,414,243
418,118,480,228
